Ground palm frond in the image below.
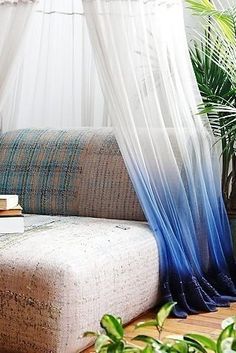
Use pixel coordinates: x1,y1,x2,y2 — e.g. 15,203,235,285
186,0,236,42
187,0,236,206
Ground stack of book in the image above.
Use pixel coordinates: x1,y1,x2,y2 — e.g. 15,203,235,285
0,195,24,234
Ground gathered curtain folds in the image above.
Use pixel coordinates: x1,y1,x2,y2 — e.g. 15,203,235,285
83,0,236,317
1,0,108,131
0,0,36,121
0,0,195,132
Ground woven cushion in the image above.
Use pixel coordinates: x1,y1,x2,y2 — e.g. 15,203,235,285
0,215,159,353
0,129,145,220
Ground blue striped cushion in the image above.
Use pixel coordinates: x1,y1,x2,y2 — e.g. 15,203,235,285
0,129,145,220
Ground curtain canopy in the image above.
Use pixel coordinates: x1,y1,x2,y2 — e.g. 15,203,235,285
0,0,197,132
83,0,236,317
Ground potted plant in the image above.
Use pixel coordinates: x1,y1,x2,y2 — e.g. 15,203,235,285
186,0,236,251
84,302,236,353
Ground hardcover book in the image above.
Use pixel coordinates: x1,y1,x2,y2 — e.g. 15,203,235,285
0,205,22,217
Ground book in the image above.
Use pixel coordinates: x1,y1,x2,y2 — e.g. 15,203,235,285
0,216,24,234
0,195,19,210
0,205,22,217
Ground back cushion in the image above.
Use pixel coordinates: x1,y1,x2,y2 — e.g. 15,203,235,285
0,129,145,221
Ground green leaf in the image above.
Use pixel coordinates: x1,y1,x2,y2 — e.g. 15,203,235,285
222,316,236,329
142,345,154,353
135,321,158,329
124,347,141,353
83,331,100,338
221,337,235,352
171,341,188,353
107,342,125,353
95,334,112,352
217,323,235,353
132,335,160,344
101,315,124,342
99,348,109,353
166,335,184,340
232,339,236,351
184,334,216,351
184,336,208,353
156,302,177,328
132,335,161,346
186,0,236,42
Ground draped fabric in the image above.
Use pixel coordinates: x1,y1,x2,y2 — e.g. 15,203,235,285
0,0,36,127
1,0,108,132
83,0,236,317
0,0,197,132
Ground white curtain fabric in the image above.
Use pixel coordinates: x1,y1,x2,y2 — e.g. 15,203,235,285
1,0,107,132
83,0,236,317
0,0,36,125
0,0,199,132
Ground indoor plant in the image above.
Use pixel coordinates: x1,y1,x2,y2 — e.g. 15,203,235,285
84,302,236,353
187,0,236,212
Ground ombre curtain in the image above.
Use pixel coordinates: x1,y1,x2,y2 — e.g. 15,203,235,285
0,0,36,127
83,0,236,317
1,0,108,131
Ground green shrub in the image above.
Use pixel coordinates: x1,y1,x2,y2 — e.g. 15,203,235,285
187,0,236,210
83,303,236,353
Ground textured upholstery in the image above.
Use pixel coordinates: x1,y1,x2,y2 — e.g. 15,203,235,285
0,129,158,353
0,215,159,353
0,129,145,221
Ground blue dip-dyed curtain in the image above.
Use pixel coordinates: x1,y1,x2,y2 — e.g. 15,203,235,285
83,0,236,317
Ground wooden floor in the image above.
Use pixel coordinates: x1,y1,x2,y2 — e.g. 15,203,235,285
84,303,236,352
126,303,236,340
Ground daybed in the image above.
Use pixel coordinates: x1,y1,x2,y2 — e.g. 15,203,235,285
0,129,159,353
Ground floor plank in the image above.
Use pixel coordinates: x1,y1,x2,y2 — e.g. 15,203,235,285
83,303,236,352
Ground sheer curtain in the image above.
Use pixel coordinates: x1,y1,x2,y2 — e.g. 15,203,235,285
0,0,198,132
1,0,107,132
83,0,236,317
0,0,36,127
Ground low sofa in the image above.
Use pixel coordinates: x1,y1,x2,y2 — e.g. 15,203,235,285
0,129,159,353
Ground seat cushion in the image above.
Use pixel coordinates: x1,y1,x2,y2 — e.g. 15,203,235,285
0,215,159,353
0,129,145,221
